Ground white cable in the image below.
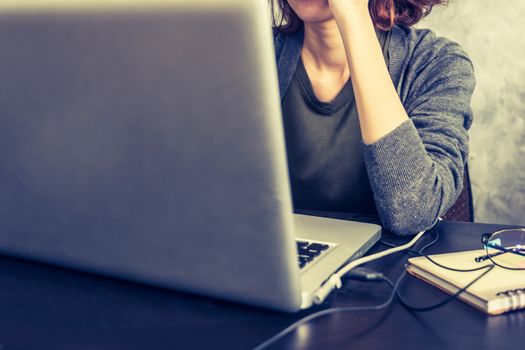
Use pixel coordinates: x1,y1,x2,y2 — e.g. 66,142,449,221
312,229,427,304
254,224,438,349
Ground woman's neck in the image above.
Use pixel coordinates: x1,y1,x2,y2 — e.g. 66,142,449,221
302,20,349,76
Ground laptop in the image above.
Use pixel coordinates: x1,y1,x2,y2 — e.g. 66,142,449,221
0,0,381,312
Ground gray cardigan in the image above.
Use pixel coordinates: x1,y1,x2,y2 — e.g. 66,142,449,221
274,25,476,235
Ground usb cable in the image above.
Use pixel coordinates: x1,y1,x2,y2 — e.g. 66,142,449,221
312,229,427,304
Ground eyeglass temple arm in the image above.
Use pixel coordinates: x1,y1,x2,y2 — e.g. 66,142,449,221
477,233,525,262
475,251,505,263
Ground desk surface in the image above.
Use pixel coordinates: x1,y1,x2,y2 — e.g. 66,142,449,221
0,214,523,350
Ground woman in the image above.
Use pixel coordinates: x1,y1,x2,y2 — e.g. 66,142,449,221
270,0,475,235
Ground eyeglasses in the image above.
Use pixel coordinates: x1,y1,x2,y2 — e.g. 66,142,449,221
475,228,525,270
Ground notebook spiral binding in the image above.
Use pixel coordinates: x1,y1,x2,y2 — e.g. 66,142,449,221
496,288,525,311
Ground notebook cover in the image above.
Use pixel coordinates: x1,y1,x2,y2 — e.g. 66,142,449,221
407,249,525,315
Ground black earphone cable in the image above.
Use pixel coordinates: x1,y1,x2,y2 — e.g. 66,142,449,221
252,224,493,349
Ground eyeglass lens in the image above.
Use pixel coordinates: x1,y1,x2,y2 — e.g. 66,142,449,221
484,229,525,270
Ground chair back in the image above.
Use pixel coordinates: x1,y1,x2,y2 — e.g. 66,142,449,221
443,164,474,222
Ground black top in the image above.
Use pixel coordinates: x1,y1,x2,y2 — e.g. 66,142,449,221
281,30,391,214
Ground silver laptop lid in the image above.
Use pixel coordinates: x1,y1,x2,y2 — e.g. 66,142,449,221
0,0,301,311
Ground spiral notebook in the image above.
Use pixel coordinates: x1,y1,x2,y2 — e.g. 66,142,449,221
407,249,525,315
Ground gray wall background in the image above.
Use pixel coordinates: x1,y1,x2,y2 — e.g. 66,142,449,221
418,0,525,225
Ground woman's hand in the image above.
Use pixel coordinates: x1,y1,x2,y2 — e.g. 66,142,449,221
327,0,370,26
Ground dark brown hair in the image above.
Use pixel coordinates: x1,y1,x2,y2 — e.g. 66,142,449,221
269,0,448,34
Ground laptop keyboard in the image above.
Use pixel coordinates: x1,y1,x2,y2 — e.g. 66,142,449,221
296,240,329,269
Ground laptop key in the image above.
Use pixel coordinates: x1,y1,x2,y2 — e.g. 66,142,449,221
307,243,329,252
307,250,321,257
297,249,312,257
296,239,331,269
297,241,309,249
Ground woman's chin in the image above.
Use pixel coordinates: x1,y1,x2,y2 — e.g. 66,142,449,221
300,13,335,25
288,0,334,24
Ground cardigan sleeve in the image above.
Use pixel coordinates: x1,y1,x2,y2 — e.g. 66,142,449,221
362,31,476,235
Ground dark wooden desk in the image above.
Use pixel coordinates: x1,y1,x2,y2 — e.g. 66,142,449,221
0,215,523,350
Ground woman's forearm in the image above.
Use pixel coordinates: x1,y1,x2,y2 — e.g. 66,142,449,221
330,2,409,144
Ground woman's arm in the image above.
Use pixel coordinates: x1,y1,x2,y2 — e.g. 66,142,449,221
329,0,409,144
329,1,475,235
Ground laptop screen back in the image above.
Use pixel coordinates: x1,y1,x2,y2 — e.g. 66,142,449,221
0,0,301,311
